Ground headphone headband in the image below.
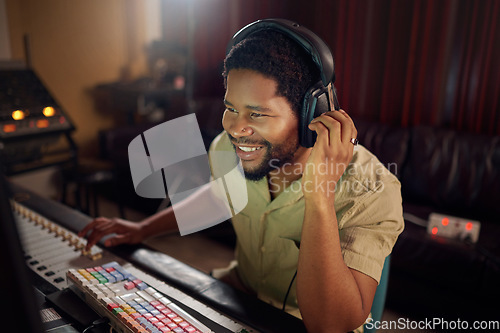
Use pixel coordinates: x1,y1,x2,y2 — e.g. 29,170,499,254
226,18,335,86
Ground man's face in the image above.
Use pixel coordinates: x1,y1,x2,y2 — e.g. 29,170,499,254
222,69,307,180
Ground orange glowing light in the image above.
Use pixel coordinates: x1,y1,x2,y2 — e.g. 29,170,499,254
3,124,16,132
43,106,56,117
37,119,49,128
441,217,449,226
465,222,473,231
431,227,438,235
12,110,25,120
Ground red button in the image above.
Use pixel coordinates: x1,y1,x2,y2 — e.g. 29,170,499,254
107,303,119,311
124,281,136,290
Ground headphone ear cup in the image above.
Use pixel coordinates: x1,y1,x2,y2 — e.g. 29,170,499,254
299,83,330,147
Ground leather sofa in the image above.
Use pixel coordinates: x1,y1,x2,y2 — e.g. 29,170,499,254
356,120,500,322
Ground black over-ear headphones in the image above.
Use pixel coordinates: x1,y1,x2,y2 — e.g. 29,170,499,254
226,18,340,147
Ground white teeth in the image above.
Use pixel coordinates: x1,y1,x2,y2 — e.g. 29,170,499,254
239,146,262,152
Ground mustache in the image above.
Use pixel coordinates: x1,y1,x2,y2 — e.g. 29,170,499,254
227,133,269,146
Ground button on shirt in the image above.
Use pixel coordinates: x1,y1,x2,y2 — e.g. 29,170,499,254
209,132,404,313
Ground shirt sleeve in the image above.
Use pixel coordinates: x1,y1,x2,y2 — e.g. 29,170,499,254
338,173,404,283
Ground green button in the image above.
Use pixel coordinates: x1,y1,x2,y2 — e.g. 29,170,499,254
112,307,124,315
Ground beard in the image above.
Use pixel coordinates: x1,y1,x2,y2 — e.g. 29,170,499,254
228,133,300,181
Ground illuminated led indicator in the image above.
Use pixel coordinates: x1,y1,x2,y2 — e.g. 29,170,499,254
12,110,25,120
465,222,473,231
441,217,449,226
43,106,56,117
3,124,16,132
431,227,438,235
59,116,66,124
37,119,49,128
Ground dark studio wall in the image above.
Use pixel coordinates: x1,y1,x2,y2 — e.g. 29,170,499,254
162,0,500,135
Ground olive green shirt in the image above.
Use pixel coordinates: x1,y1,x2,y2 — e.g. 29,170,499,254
209,132,404,312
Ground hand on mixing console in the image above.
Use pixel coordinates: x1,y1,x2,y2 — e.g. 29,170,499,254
78,217,145,251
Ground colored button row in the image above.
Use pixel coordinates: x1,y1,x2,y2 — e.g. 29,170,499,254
106,298,200,333
71,262,147,289
94,279,200,332
67,263,203,332
68,262,204,333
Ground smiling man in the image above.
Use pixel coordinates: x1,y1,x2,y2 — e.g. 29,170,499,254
207,26,405,332
80,20,404,333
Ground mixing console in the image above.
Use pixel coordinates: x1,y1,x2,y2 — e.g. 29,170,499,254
0,68,76,175
0,68,74,139
12,200,117,289
67,262,211,332
11,200,256,332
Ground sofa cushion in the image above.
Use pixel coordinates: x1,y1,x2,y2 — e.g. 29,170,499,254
401,125,500,223
355,120,410,179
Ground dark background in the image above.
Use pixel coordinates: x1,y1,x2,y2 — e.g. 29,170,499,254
163,0,499,136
